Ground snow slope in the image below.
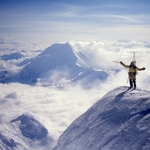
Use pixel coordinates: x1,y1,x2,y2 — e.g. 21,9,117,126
54,86,150,150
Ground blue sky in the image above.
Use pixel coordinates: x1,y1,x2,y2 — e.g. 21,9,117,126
0,0,150,44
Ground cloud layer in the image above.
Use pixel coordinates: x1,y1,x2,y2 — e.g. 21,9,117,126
0,40,150,150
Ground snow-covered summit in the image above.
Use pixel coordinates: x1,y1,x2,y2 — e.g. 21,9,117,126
0,42,109,87
19,42,81,84
54,86,150,150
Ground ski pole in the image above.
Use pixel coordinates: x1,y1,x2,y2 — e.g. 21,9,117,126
113,61,121,63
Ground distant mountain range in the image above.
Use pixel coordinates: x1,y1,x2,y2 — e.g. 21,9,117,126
0,43,109,87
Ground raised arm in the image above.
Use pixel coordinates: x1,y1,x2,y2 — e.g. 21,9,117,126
120,61,129,69
136,66,146,71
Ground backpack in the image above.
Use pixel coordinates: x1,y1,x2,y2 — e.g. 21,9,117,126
129,65,137,75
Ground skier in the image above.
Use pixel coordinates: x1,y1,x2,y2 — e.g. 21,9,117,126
120,61,145,89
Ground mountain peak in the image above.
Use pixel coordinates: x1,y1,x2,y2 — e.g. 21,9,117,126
3,42,108,87
18,42,81,84
39,43,77,66
54,86,150,150
11,114,48,140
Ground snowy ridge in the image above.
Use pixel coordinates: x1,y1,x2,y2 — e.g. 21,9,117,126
54,86,150,150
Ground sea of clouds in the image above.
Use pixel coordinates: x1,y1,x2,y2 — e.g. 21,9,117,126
0,39,150,149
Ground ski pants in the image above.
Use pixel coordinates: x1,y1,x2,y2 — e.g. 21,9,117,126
128,72,136,88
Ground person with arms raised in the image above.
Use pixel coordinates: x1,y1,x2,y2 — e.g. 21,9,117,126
120,61,145,89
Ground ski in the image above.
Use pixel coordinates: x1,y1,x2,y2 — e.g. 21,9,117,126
125,87,136,93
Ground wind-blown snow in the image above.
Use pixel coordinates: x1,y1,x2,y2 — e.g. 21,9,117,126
54,86,150,150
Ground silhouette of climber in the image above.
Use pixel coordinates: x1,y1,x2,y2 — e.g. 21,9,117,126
120,61,145,88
